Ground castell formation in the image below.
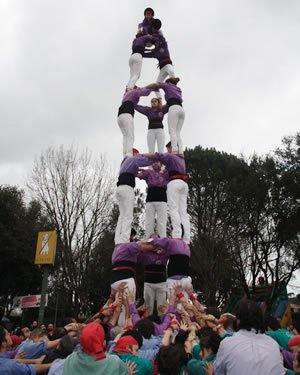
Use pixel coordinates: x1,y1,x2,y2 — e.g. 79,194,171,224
110,7,192,323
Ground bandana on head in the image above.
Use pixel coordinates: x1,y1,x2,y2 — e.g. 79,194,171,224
80,322,106,361
114,336,138,351
288,335,300,348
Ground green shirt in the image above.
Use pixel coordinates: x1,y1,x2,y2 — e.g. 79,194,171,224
187,353,217,375
192,345,202,360
63,351,128,375
267,329,295,351
112,352,153,375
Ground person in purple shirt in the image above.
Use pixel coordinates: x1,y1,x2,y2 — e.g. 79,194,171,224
118,87,154,158
146,78,185,153
148,237,192,305
138,234,169,315
127,34,157,90
111,241,154,326
144,31,175,98
115,149,153,245
135,97,168,152
137,161,168,239
142,143,191,244
138,8,155,35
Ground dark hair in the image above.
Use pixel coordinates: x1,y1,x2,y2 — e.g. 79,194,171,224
234,300,265,333
199,332,221,354
58,335,76,357
165,77,180,85
264,316,281,331
51,327,67,340
205,307,221,319
174,331,188,346
15,328,24,337
144,7,154,16
223,317,237,331
156,345,185,375
196,326,213,340
122,329,143,348
151,18,162,31
134,319,155,339
0,326,6,346
30,328,48,339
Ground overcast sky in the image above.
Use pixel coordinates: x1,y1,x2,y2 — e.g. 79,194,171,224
1,0,300,189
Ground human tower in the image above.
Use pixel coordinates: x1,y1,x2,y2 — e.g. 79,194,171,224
110,8,192,320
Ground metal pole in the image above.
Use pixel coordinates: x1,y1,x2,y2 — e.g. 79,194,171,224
38,266,49,326
54,293,59,328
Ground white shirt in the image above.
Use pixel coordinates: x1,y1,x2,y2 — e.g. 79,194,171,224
214,329,285,375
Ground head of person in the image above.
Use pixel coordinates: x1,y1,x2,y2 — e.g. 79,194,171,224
50,327,68,341
30,328,49,343
80,322,106,361
152,160,162,172
116,329,143,356
10,335,22,349
165,77,180,86
223,316,238,332
31,320,38,329
21,327,30,339
151,18,162,32
132,148,139,157
288,335,300,353
0,326,12,353
156,344,185,375
264,316,281,331
151,98,159,109
144,7,154,22
233,300,265,333
56,335,76,358
196,326,214,341
293,352,300,372
39,324,46,330
166,141,172,153
199,332,221,360
134,318,155,339
47,323,54,332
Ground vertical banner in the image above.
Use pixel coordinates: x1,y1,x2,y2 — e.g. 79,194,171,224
35,231,57,265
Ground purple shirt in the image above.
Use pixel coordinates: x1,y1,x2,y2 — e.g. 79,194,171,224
119,156,153,176
159,82,182,102
121,88,152,105
112,243,142,264
144,34,171,60
151,238,190,257
281,348,296,370
135,105,168,121
155,153,186,174
132,35,156,51
140,169,168,188
138,250,169,266
138,19,152,35
129,304,171,336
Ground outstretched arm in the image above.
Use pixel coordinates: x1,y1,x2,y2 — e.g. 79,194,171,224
144,83,160,90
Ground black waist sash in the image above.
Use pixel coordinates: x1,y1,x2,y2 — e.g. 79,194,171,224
132,45,144,55
148,120,163,130
117,173,136,188
167,98,182,107
168,170,188,183
146,186,167,202
167,254,190,277
118,101,135,116
144,264,167,283
111,260,136,284
159,56,173,69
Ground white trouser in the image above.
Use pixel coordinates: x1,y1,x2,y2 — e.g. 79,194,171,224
147,128,165,153
168,105,185,153
145,201,167,239
114,185,134,244
118,113,134,158
111,277,136,327
167,180,190,244
167,276,192,312
127,53,143,89
144,282,167,315
156,64,175,99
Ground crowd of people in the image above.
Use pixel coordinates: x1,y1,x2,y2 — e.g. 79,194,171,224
1,7,299,375
1,293,300,374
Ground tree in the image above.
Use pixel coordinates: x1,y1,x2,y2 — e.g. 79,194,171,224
27,146,116,317
0,186,46,319
185,146,247,306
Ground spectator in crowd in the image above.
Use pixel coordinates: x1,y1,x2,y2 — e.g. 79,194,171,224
265,315,295,350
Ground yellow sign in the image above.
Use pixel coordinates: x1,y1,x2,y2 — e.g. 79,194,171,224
34,231,57,265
